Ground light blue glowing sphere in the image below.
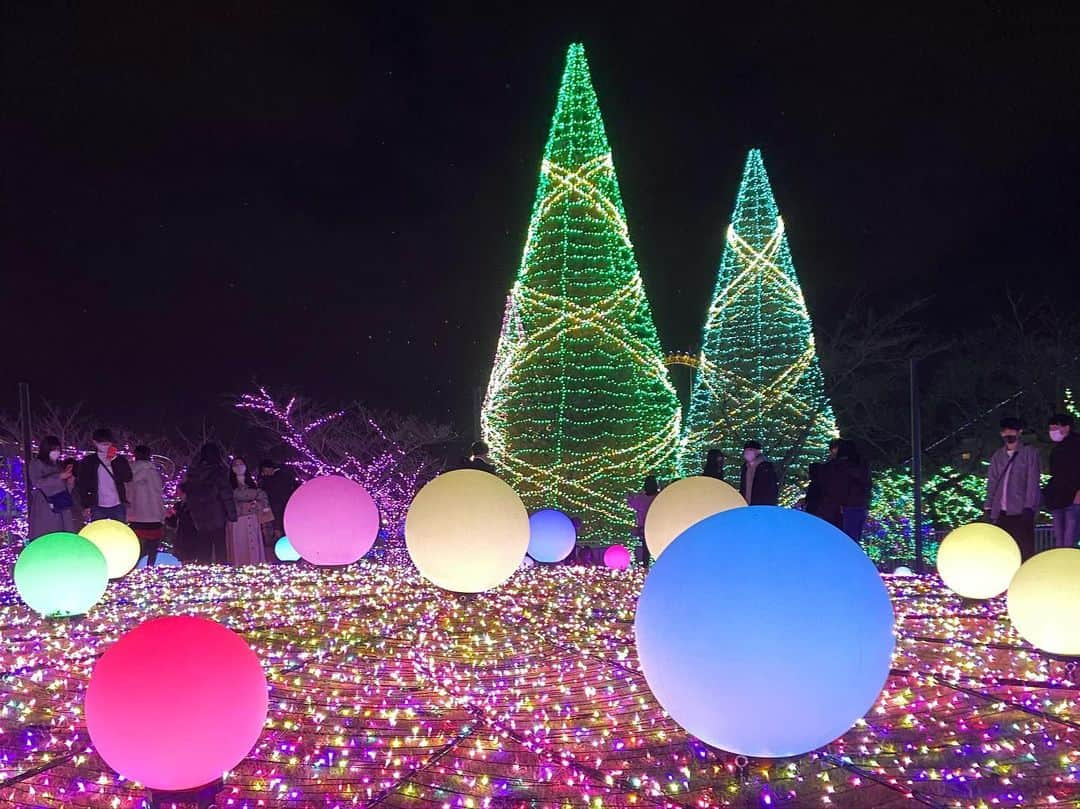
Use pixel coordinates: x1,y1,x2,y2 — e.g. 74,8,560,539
137,553,181,568
527,509,577,563
634,507,895,757
275,536,301,562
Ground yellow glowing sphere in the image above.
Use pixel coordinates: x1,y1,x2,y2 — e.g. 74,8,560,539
936,522,1021,599
1007,548,1080,656
405,470,529,593
79,519,141,580
644,476,746,559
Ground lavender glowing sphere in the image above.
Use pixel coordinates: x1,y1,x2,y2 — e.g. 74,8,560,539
527,509,577,563
283,475,379,565
405,469,529,592
635,507,895,757
136,552,181,568
85,616,268,791
79,519,141,579
14,532,108,617
603,544,631,570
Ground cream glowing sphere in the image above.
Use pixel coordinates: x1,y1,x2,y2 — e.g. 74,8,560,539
405,470,529,592
936,522,1021,599
284,475,380,565
79,519,141,579
644,476,746,559
14,532,109,617
1007,548,1080,656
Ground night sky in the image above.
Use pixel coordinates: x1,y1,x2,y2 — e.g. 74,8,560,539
4,3,1079,436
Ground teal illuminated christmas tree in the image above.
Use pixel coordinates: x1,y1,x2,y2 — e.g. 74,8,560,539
482,44,681,543
680,149,836,481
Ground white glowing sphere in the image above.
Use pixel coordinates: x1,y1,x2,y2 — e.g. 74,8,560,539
405,470,529,592
79,520,141,579
644,476,746,559
893,566,914,576
936,522,1021,599
1007,548,1080,656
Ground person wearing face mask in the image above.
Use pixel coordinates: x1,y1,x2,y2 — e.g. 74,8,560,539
76,428,133,523
739,441,779,506
226,456,269,565
1044,413,1080,549
983,417,1041,560
28,435,76,538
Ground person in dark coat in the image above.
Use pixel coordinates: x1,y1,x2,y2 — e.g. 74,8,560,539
258,459,299,539
701,449,725,481
805,461,842,528
182,443,237,563
833,439,872,542
459,441,496,475
739,441,779,505
76,427,133,522
1045,412,1080,548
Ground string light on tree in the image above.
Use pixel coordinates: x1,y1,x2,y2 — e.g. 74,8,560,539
481,43,681,545
680,149,836,479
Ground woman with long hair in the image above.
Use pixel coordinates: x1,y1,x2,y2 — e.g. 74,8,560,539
28,435,76,538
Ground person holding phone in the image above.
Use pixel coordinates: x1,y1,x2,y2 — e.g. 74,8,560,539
28,435,76,538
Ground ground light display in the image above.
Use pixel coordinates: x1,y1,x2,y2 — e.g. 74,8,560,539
0,554,1078,808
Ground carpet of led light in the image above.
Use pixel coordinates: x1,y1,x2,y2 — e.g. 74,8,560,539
0,557,1078,808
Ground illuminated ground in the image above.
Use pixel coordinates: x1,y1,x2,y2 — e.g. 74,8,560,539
0,559,1078,808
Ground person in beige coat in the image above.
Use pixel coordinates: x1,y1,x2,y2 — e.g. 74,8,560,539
127,446,166,565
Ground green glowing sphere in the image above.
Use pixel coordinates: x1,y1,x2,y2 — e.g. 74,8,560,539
14,532,109,617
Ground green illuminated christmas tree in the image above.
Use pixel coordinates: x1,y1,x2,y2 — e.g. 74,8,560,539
482,43,681,543
680,149,836,482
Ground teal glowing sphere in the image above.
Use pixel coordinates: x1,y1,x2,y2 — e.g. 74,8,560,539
275,536,301,562
14,532,109,617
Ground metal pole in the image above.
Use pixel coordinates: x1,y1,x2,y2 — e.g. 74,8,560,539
17,383,33,508
910,359,924,574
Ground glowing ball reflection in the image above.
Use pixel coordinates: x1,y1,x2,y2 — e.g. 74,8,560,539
1007,548,1080,656
406,470,528,592
79,519,141,579
85,615,268,791
635,507,894,757
936,522,1020,599
603,544,630,570
274,535,301,562
284,475,379,565
14,532,108,617
527,509,576,563
137,552,181,568
645,476,745,559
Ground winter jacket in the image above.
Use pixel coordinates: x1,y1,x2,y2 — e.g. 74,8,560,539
126,459,166,523
77,453,133,509
183,461,237,531
261,468,299,521
1044,432,1080,510
740,459,779,506
984,443,1041,519
834,458,872,509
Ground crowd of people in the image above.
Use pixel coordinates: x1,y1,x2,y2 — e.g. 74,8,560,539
26,429,299,566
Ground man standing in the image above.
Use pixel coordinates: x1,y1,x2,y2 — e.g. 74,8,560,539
77,428,133,522
1044,413,1080,549
258,459,299,539
984,417,1041,560
739,441,779,506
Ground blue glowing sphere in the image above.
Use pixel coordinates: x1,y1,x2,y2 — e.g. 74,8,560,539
527,509,577,563
275,536,301,562
634,506,895,757
137,553,181,568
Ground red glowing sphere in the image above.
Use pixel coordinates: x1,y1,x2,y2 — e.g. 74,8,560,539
85,615,268,791
604,544,631,570
284,475,380,565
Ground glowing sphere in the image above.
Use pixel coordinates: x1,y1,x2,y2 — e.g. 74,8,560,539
86,615,268,791
137,552,181,568
283,475,379,565
893,565,914,576
644,476,746,559
274,535,301,562
1007,548,1080,656
635,507,895,757
405,470,528,592
14,532,108,617
603,544,631,570
936,522,1021,599
527,509,577,563
79,519,141,579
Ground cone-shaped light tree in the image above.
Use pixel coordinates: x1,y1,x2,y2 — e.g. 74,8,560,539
482,44,680,543
680,149,836,481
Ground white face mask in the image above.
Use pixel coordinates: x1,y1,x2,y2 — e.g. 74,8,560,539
96,442,111,454
1050,428,1066,443
48,449,61,461
233,465,247,477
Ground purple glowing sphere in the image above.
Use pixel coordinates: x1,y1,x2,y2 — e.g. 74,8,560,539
283,475,379,566
604,544,631,570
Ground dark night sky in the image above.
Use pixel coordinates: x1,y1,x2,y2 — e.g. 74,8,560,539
4,2,1080,437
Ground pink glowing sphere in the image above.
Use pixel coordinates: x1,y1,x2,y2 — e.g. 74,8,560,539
283,475,380,565
85,616,268,791
604,544,631,570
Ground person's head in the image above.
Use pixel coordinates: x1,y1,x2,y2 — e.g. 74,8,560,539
197,443,224,466
828,437,842,459
743,441,762,462
644,475,659,496
230,456,253,488
999,417,1023,446
134,445,152,462
91,428,115,453
37,435,62,463
258,459,279,477
1049,413,1074,442
705,448,724,467
836,439,861,462
470,440,489,459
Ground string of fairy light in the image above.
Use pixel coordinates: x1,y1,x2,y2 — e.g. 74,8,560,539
680,149,837,478
482,43,680,545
